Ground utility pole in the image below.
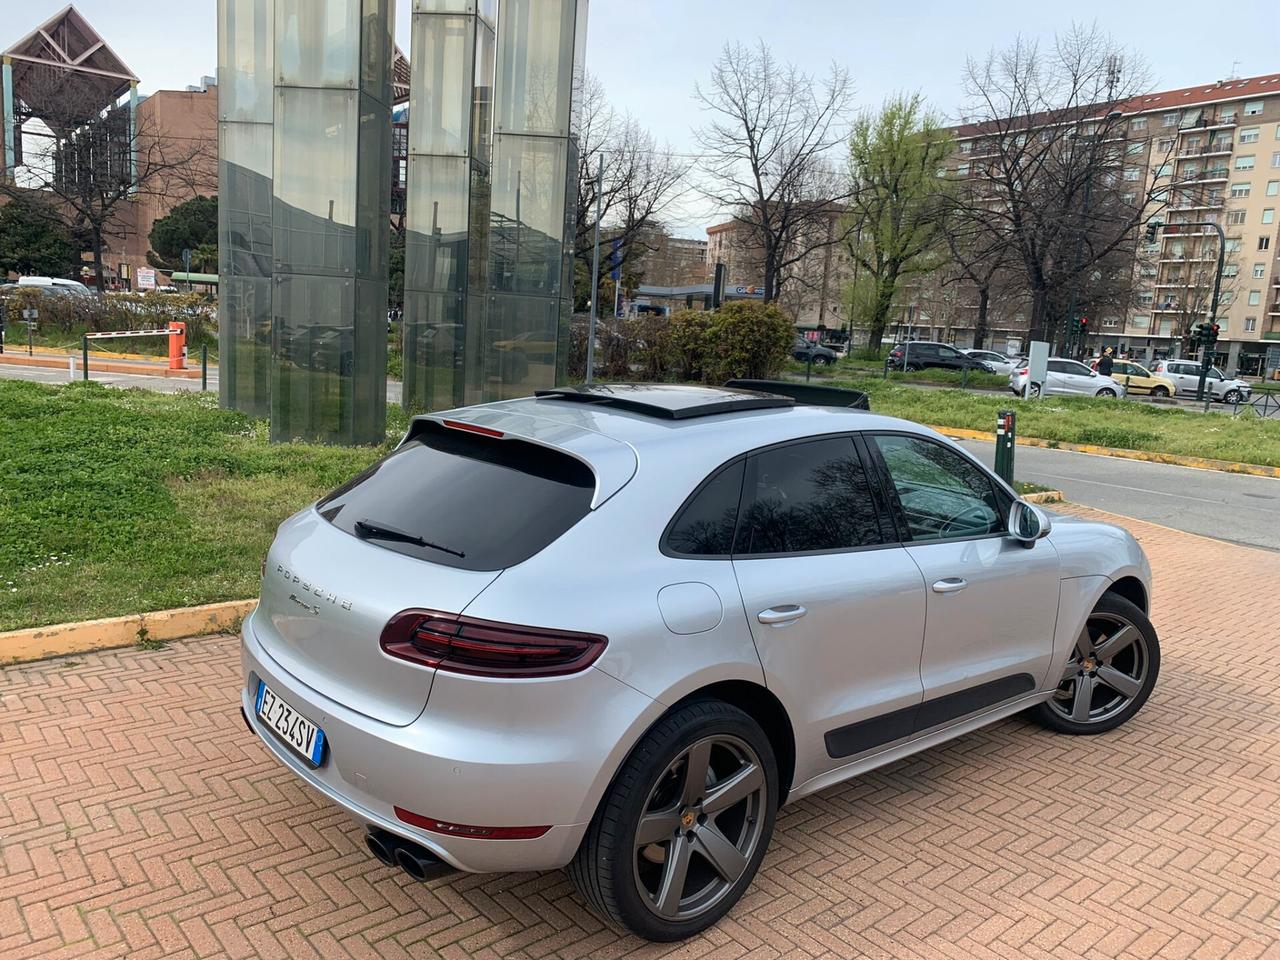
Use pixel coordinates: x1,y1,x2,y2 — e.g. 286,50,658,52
585,156,603,384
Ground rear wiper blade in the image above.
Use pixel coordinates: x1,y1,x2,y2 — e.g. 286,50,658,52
353,518,466,558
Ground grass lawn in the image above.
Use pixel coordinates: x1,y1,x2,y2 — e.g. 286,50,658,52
786,359,1008,391
831,376,1280,466
0,380,401,632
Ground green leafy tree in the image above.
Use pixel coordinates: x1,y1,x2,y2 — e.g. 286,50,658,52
0,192,75,278
389,227,405,307
148,195,217,270
842,93,952,352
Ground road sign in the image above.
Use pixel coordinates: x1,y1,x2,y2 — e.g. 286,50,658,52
21,308,38,320
136,267,156,290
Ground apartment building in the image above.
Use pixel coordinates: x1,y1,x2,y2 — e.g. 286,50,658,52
947,73,1280,373
704,213,853,331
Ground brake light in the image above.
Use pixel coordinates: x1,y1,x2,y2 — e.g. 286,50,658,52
394,806,551,840
440,419,504,438
380,609,607,677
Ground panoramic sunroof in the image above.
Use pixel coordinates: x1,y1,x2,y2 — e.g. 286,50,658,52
534,384,795,420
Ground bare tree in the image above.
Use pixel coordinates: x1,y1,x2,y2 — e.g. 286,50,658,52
939,198,1018,349
575,74,689,281
694,41,853,303
953,26,1173,348
1150,240,1240,354
1,80,214,291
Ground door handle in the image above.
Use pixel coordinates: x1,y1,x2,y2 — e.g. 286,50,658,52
931,577,968,594
757,604,807,625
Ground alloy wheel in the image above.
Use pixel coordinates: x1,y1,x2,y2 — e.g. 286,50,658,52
1048,611,1150,725
633,735,767,922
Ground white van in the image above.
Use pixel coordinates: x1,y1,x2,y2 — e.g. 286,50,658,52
16,276,94,297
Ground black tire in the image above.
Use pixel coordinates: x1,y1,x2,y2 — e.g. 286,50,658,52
904,362,921,372
1223,389,1242,404
1150,386,1170,398
1096,387,1117,398
813,355,830,366
1028,592,1160,735
1024,383,1041,399
569,700,778,942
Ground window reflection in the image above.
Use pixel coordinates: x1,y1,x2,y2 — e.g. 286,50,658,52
737,440,884,555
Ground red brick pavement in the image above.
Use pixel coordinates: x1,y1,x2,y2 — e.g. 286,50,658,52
2,506,1279,959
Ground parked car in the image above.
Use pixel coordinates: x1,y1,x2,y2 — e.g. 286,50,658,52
1087,358,1176,397
15,276,94,298
240,382,1159,941
888,341,991,373
1150,359,1251,404
963,348,1017,376
1009,357,1128,398
792,338,839,366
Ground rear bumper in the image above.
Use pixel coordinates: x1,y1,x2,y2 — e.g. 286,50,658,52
239,609,661,873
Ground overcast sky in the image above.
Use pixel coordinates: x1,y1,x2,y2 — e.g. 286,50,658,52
16,0,1279,235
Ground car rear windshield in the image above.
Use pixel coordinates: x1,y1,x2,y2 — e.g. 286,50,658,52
316,422,595,571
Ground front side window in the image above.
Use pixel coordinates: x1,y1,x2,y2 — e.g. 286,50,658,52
735,438,883,555
872,435,1004,542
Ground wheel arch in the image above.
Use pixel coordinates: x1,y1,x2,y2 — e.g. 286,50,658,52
1105,575,1147,613
669,680,796,806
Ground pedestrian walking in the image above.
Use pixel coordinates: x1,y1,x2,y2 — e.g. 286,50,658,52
1097,347,1115,378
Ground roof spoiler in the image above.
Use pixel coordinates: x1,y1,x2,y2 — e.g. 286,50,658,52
724,379,870,411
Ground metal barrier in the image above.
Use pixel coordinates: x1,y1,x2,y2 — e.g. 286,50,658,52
78,322,209,391
1233,391,1280,419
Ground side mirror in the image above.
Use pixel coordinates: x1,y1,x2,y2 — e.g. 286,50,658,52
1008,501,1052,547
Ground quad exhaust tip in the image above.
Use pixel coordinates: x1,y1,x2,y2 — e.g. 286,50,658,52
365,827,453,882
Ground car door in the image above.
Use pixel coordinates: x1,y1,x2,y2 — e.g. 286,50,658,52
935,344,966,370
1044,359,1074,394
729,436,928,778
1165,361,1193,394
866,433,1060,717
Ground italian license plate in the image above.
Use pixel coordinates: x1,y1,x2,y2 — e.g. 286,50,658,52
255,680,326,767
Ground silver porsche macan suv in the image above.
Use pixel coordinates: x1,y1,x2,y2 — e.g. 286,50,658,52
240,383,1159,941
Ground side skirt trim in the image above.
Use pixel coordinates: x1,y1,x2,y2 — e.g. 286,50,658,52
823,673,1036,759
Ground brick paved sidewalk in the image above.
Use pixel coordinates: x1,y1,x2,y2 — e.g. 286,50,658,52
2,507,1279,960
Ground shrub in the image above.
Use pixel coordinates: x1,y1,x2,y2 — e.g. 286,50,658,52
0,290,216,352
702,300,794,383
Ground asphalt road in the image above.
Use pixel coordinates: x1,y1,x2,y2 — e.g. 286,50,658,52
5,361,1277,551
961,439,1280,552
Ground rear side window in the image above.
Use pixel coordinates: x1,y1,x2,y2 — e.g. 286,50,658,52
735,438,884,555
318,422,594,571
664,460,745,557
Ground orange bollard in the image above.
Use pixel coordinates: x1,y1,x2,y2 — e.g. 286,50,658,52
169,321,187,370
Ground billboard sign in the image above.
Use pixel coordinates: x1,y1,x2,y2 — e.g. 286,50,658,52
136,267,157,290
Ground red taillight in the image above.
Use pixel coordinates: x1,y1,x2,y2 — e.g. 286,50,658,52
394,806,551,840
440,419,504,438
379,609,606,678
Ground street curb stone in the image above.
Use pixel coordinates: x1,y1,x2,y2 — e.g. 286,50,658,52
929,424,1280,478
0,599,256,665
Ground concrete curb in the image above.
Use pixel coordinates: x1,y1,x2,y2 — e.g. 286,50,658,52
1022,491,1064,504
1,599,256,666
929,425,1280,479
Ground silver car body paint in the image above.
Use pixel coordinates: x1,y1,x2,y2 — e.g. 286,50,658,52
241,395,1152,873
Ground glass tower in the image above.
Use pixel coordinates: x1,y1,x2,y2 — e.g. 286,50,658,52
218,0,393,444
403,0,587,412
217,0,275,419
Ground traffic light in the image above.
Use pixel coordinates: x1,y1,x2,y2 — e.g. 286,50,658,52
1204,321,1220,348
1143,219,1162,245
1079,316,1089,334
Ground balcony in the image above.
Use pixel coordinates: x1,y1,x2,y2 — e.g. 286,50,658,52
1177,142,1234,158
1177,116,1238,133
